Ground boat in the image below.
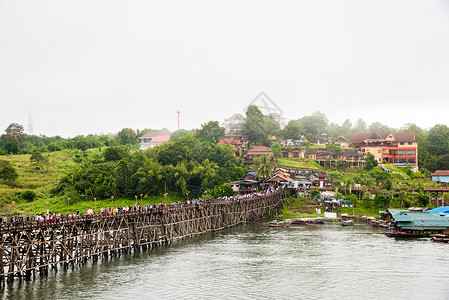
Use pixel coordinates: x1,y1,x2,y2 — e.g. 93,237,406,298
430,234,449,243
386,231,429,238
265,220,291,227
292,218,325,225
341,220,354,226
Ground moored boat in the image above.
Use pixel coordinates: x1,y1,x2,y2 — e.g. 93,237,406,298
265,220,291,227
341,220,354,226
431,234,449,243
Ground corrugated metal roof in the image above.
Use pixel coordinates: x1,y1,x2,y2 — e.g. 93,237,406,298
392,211,449,229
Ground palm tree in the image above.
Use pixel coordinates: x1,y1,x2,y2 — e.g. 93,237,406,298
255,155,275,182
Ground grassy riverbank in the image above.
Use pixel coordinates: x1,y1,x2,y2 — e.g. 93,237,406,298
279,196,381,220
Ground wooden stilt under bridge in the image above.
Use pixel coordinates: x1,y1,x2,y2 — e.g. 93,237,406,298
0,188,286,285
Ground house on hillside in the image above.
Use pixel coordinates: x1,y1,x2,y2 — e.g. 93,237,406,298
349,132,418,171
243,146,272,164
222,114,245,132
332,136,349,147
314,131,329,145
219,139,243,156
431,170,449,183
281,147,305,159
304,148,364,168
139,128,171,150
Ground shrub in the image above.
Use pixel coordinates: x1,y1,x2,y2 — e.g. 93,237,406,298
22,190,37,202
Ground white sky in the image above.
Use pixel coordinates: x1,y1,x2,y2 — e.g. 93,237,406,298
1,0,449,137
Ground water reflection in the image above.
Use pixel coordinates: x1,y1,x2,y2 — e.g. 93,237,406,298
3,223,449,300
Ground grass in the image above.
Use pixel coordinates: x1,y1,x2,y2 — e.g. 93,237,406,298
277,158,324,170
0,149,101,212
278,196,382,220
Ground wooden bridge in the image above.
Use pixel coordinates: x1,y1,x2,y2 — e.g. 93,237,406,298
0,188,286,284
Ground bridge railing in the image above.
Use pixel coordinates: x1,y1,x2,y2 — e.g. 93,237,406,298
0,187,286,232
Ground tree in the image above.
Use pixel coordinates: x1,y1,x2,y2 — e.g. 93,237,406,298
1,123,26,154
342,119,352,132
280,120,304,140
104,146,128,162
75,137,93,152
254,154,275,181
435,154,449,170
309,189,320,200
269,142,283,159
196,121,225,143
0,162,18,184
368,122,395,133
298,113,327,136
22,190,36,202
353,119,367,133
327,170,342,183
365,152,378,171
170,129,190,141
305,133,313,143
30,150,49,170
115,128,138,145
325,144,344,154
428,124,449,156
241,105,268,146
213,184,233,198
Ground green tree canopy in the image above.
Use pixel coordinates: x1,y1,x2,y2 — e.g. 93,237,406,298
365,152,378,171
103,146,129,162
115,128,138,145
280,120,304,140
30,150,49,170
254,154,275,181
298,113,327,136
0,161,18,184
428,124,449,156
241,105,269,146
1,123,26,154
196,121,225,143
269,142,283,158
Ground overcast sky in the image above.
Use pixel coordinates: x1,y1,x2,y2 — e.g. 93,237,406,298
1,0,449,137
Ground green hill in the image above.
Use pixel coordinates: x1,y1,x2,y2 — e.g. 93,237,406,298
276,158,324,170
0,150,79,212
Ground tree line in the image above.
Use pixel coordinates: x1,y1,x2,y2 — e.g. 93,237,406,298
0,123,148,155
54,127,244,201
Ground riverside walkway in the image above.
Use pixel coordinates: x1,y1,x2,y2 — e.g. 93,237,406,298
0,187,286,284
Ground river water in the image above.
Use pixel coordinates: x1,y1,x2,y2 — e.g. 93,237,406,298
3,222,449,300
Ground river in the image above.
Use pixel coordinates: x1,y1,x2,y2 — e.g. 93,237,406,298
3,222,449,300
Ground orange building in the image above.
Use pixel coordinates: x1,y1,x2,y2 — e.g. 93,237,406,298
349,132,418,171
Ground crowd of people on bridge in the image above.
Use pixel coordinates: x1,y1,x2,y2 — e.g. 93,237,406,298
3,185,285,227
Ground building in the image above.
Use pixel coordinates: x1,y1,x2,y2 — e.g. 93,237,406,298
222,114,245,132
304,148,364,168
219,139,243,156
332,136,349,148
349,132,418,171
314,131,330,145
139,128,171,150
431,170,449,183
387,209,449,235
281,147,305,159
268,168,294,184
243,146,272,164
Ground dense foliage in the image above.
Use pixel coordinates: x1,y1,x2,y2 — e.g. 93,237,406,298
54,131,244,200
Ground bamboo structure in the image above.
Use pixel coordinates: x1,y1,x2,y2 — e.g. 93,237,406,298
0,188,285,284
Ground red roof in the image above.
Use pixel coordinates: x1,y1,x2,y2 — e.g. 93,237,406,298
219,139,242,145
151,136,170,143
246,146,271,155
431,170,449,176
